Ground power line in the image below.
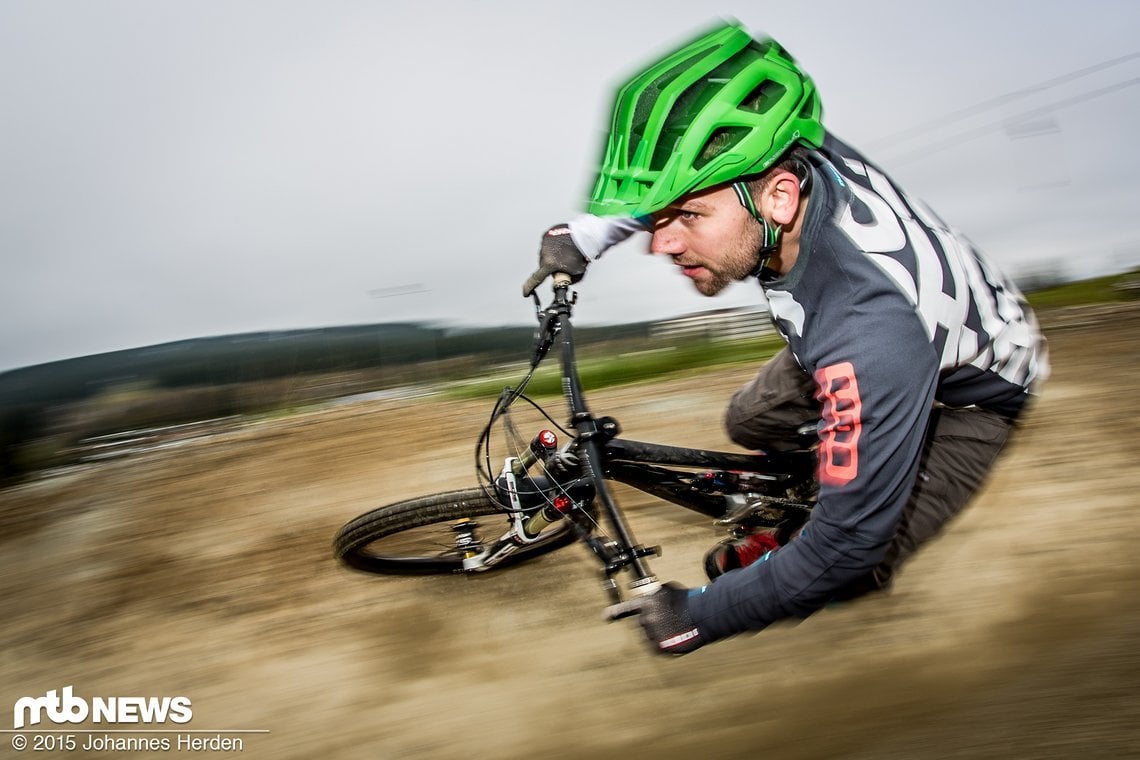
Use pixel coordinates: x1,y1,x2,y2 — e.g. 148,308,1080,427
864,49,1140,151
368,283,429,298
880,76,1140,167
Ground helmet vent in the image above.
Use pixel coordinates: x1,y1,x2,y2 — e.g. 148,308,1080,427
649,77,716,171
740,80,788,115
630,59,693,166
695,126,750,169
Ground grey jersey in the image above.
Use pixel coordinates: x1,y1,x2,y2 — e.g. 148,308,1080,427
771,134,1046,415
689,133,1048,639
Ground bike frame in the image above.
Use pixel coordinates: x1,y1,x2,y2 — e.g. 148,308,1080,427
484,274,814,603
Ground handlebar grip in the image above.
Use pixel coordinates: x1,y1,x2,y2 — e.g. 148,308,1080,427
552,272,572,287
602,600,641,621
601,579,663,621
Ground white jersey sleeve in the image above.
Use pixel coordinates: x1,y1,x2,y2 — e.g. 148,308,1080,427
567,214,649,260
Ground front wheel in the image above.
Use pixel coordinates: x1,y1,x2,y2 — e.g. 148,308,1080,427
333,488,577,575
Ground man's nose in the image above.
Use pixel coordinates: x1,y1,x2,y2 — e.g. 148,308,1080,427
649,227,684,256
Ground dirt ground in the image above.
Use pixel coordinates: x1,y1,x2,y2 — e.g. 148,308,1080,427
3,304,1139,760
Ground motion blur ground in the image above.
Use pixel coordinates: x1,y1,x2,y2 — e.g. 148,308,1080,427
1,305,1138,759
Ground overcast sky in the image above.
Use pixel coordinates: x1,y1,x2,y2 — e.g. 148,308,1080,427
3,1,1139,372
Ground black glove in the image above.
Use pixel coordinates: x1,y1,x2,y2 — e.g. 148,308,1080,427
603,582,704,655
521,224,590,297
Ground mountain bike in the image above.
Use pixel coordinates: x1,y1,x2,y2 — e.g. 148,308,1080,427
333,274,818,610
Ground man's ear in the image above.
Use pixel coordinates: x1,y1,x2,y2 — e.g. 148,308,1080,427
763,169,803,226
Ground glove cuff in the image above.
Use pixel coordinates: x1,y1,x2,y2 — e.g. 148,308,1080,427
655,584,704,654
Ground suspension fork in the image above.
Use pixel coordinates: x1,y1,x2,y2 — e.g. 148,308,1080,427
553,303,656,586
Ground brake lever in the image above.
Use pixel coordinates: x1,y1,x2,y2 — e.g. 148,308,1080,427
529,272,572,366
530,310,556,368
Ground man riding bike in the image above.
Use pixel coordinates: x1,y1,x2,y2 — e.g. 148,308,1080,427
523,21,1048,655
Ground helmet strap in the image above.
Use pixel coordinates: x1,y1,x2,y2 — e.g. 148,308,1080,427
731,181,780,277
732,161,811,278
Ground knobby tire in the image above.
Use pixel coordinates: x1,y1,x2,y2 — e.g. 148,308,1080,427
333,488,576,575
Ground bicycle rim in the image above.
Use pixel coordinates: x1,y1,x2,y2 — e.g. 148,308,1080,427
333,488,576,575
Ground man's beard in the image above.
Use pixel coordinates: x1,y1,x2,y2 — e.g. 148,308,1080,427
692,220,762,296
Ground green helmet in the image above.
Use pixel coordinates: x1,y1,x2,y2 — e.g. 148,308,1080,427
587,22,824,218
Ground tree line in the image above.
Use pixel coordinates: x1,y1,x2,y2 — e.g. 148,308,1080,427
0,320,651,482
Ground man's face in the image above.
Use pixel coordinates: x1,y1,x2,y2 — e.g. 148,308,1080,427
648,185,761,296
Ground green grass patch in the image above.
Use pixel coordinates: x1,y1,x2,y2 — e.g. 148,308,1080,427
447,268,1140,402
1025,269,1140,310
446,334,785,400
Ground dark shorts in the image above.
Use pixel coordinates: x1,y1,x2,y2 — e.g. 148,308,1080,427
725,347,1015,593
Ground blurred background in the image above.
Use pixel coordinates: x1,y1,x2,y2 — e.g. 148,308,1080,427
3,4,1140,758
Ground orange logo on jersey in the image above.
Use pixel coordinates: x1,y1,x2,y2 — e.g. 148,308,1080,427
815,362,862,486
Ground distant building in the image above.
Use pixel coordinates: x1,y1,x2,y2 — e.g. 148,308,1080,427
650,306,774,341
